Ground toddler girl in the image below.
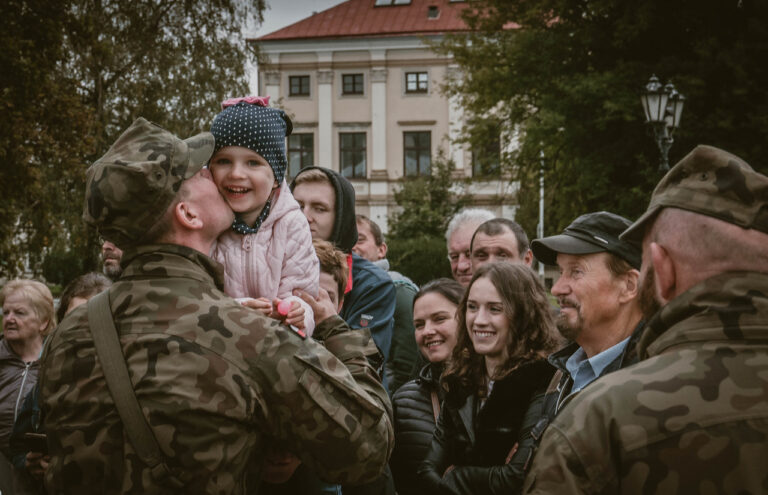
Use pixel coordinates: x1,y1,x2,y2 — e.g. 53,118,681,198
210,96,319,335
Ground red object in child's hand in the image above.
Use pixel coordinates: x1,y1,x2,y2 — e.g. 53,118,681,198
277,300,292,316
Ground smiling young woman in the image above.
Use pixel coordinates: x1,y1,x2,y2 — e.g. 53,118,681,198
390,278,464,495
417,262,562,495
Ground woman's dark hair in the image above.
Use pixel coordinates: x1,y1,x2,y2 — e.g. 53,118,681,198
57,272,113,322
442,262,560,397
413,278,464,309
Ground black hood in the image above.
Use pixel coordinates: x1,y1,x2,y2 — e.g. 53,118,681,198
290,166,358,253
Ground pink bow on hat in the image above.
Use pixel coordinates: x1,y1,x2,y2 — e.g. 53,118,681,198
221,95,270,109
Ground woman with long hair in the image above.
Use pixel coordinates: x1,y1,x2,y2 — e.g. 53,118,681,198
418,262,560,494
390,278,464,495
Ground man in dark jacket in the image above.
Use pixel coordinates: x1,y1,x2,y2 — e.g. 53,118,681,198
524,145,768,493
530,211,645,417
291,167,397,495
291,168,396,377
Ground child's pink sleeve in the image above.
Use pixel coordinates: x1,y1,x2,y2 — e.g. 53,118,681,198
277,207,320,334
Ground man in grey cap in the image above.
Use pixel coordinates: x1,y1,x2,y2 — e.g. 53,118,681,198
524,145,768,494
39,118,393,493
530,211,644,415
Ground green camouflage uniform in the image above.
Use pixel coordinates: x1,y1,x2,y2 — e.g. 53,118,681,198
40,243,393,493
523,271,768,494
524,145,768,494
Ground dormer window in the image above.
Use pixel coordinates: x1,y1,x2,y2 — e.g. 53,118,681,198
427,6,439,18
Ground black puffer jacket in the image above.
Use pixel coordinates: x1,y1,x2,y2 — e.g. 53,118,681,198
417,359,555,495
390,363,444,495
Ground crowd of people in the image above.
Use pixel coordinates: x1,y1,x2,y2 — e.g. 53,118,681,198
0,95,766,495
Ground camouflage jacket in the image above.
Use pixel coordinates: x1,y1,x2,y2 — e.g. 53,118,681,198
40,244,393,494
523,271,768,494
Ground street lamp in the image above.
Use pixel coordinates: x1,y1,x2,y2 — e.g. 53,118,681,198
640,75,685,171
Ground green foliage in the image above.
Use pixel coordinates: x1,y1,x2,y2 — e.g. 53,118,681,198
0,0,265,279
387,236,452,287
387,152,470,239
387,153,470,285
437,0,768,237
41,248,94,288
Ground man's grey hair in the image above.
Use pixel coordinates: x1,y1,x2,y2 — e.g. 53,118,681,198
445,208,495,245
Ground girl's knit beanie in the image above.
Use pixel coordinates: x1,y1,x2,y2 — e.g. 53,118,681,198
210,96,293,185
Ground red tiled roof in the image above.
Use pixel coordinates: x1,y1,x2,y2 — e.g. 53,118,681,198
255,0,471,41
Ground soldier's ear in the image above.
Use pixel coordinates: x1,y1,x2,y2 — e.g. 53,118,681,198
650,242,675,304
174,200,203,231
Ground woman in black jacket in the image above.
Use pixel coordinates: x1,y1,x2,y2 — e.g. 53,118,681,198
417,263,561,495
390,278,464,495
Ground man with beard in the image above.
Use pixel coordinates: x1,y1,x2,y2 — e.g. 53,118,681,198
530,211,644,416
523,145,768,494
100,240,123,280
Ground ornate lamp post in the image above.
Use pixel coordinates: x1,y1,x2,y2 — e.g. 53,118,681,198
640,75,685,171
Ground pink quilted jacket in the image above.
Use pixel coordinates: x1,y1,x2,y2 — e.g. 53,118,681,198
211,180,320,335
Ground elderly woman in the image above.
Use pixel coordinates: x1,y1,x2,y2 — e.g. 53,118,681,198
8,272,111,490
0,279,55,492
417,263,561,495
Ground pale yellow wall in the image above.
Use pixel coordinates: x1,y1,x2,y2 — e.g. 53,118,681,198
260,45,457,180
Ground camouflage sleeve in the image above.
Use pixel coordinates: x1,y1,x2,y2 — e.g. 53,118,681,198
522,380,620,495
522,422,602,494
256,315,394,485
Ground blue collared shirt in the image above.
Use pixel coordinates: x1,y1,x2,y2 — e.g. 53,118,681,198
565,336,630,394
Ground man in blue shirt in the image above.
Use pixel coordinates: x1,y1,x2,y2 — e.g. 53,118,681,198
530,211,644,415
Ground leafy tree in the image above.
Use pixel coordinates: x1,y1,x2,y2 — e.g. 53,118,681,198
0,0,96,276
1,0,264,279
387,153,470,286
437,0,768,237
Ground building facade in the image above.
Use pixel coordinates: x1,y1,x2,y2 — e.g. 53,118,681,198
252,0,517,233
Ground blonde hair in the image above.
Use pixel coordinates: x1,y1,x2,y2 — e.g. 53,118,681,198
1,279,56,335
293,168,331,187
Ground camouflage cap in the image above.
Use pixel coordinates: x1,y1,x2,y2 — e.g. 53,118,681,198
621,145,768,242
83,118,215,248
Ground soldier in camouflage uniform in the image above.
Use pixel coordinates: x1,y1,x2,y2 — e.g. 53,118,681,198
523,145,768,494
39,118,394,494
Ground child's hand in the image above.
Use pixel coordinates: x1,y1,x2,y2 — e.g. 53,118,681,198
238,297,273,316
271,299,306,330
294,288,336,325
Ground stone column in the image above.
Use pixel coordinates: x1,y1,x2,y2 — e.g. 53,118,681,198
370,67,388,177
263,71,281,101
317,69,334,168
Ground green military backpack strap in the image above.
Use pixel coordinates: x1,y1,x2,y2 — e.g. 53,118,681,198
86,290,185,488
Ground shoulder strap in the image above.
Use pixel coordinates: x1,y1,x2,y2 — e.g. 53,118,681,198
86,291,183,488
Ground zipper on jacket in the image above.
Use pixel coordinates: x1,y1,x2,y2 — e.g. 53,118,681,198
14,362,32,422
